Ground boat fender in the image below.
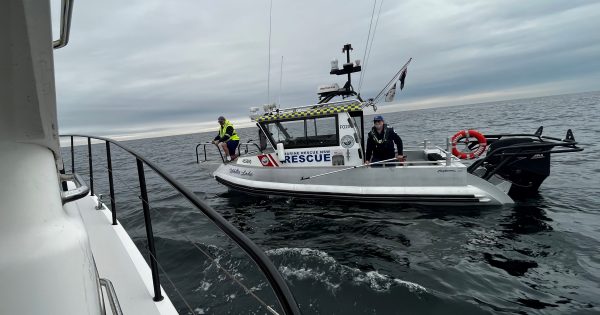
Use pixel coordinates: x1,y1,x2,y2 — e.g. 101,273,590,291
451,129,487,159
276,143,285,162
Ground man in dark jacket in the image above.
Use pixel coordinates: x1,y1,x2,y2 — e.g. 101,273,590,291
365,115,405,166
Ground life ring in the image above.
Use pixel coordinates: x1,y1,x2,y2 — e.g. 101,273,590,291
451,129,487,159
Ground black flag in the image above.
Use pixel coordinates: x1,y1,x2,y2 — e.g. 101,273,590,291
399,68,407,90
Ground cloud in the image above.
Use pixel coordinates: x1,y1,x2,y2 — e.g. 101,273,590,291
52,0,600,136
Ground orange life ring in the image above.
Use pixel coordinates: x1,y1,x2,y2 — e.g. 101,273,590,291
451,129,487,159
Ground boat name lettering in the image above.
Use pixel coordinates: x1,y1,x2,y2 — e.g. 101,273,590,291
229,168,253,176
286,150,331,155
283,150,331,163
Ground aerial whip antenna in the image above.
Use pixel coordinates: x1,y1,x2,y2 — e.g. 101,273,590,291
278,56,284,108
358,0,377,93
267,0,273,104
359,0,384,93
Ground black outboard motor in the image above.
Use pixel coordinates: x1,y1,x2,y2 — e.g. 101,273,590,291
485,138,551,196
467,127,583,198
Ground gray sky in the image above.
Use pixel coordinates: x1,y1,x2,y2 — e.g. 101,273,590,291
52,0,600,136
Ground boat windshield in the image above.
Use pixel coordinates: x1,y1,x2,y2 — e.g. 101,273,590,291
261,115,339,149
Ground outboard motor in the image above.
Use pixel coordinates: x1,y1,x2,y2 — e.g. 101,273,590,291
484,137,551,197
467,127,583,198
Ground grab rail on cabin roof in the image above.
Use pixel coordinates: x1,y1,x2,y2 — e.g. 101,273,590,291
60,134,300,315
262,99,362,116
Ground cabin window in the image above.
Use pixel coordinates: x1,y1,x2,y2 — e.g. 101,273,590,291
261,115,339,149
306,116,338,147
258,128,268,150
267,120,306,148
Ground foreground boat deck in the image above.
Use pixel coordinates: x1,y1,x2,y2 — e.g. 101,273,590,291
65,193,178,314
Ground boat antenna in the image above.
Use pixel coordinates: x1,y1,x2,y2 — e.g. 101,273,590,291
358,0,377,93
278,55,283,108
267,0,273,104
358,0,384,93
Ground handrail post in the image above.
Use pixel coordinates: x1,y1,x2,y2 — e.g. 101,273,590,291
70,136,75,173
60,134,300,313
88,137,94,195
136,158,164,302
446,137,451,166
60,168,68,191
106,141,117,225
216,145,225,162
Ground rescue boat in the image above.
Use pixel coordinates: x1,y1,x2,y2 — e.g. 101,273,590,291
204,44,583,206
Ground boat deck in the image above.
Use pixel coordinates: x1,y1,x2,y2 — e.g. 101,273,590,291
65,193,178,315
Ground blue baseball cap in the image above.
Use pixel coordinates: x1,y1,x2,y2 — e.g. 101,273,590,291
373,115,384,121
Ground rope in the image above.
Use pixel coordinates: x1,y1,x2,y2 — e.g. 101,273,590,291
359,0,384,94
100,166,281,314
69,168,196,314
358,0,378,93
267,0,273,104
147,251,197,314
190,242,279,315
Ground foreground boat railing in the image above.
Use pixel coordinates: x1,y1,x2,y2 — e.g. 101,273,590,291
196,141,263,163
99,278,123,315
61,134,300,315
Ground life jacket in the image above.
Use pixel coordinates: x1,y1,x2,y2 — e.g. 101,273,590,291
219,120,240,141
369,125,393,146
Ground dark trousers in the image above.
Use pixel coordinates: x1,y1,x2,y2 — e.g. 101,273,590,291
227,140,239,155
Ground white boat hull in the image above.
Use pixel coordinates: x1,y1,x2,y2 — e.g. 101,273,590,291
213,162,515,206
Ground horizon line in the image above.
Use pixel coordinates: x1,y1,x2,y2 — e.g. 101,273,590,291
59,89,599,146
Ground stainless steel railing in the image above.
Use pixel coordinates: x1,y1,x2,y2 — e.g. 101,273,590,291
100,278,123,315
53,0,74,49
61,134,300,315
195,141,263,163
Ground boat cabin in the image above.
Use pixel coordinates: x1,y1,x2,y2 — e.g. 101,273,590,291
254,100,365,167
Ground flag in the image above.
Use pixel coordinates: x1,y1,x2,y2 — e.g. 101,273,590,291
399,68,407,90
385,83,397,102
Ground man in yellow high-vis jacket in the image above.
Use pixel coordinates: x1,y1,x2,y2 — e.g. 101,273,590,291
212,116,240,161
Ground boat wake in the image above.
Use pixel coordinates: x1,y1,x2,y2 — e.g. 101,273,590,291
266,247,427,294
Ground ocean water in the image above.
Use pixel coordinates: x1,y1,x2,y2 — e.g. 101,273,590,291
63,91,600,314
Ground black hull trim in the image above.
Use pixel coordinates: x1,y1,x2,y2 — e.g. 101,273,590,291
215,176,482,204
